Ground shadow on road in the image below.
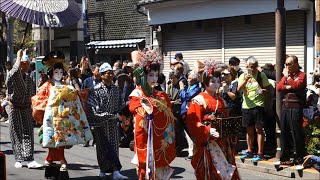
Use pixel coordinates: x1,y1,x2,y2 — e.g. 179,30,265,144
71,168,138,180
71,176,101,180
2,149,46,155
68,163,100,171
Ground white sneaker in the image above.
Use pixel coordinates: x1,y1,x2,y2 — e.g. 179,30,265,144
296,165,304,170
273,161,281,165
14,162,23,168
27,161,43,169
113,171,128,180
4,120,9,124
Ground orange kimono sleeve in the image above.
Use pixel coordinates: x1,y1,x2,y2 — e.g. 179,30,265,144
187,100,210,147
31,81,51,124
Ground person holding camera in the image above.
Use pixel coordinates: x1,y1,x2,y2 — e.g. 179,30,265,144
238,56,270,162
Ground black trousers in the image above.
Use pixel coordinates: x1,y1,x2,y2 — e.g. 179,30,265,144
280,107,305,161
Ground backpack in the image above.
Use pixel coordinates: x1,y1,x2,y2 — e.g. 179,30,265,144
256,72,275,116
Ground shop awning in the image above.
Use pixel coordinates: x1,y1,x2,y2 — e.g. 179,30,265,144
86,38,145,49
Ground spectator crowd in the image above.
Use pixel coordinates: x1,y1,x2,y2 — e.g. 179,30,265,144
1,49,319,180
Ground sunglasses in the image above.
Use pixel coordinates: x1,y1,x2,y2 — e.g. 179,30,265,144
285,63,294,66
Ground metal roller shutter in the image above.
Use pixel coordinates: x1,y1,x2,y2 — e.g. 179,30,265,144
224,11,305,71
162,21,222,77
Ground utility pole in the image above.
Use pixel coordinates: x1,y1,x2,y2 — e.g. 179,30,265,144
275,0,286,158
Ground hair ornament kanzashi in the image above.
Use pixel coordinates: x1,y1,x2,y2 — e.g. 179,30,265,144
43,51,68,71
204,58,218,76
203,58,226,76
133,48,163,71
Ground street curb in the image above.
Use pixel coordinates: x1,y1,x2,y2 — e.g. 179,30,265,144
235,156,320,179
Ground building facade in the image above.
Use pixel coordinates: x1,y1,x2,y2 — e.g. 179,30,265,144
139,0,315,81
86,0,150,65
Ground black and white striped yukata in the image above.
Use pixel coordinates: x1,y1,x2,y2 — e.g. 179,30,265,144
87,83,123,173
6,63,35,162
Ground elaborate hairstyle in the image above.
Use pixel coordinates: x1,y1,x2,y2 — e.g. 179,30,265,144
202,58,223,87
131,49,163,73
131,49,163,96
43,50,67,71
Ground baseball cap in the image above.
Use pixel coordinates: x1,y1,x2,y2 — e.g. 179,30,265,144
99,62,112,73
21,54,30,62
174,53,183,59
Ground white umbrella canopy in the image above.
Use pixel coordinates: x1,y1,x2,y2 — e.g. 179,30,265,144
0,0,82,27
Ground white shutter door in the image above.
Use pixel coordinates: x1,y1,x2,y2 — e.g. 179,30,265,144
162,21,222,77
224,11,305,70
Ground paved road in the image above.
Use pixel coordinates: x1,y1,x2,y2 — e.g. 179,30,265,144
0,122,290,179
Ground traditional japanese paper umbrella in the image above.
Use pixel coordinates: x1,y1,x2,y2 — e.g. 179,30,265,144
0,0,82,27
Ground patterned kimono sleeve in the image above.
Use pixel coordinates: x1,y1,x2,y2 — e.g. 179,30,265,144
86,88,103,124
115,87,125,113
6,64,21,97
30,77,36,96
186,99,210,147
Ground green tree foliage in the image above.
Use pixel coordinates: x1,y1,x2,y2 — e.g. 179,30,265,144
304,118,320,156
13,19,35,54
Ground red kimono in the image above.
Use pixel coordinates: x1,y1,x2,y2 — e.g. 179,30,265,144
129,87,176,179
187,92,240,180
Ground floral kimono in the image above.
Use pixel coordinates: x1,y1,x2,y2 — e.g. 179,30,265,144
187,92,240,180
129,86,176,179
32,81,92,162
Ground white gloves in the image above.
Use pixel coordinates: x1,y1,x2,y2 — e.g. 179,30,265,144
210,128,219,138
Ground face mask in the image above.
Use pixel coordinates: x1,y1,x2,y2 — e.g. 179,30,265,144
234,66,240,71
147,70,159,87
53,69,64,81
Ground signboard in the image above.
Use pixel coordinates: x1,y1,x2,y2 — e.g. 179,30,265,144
35,56,47,91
